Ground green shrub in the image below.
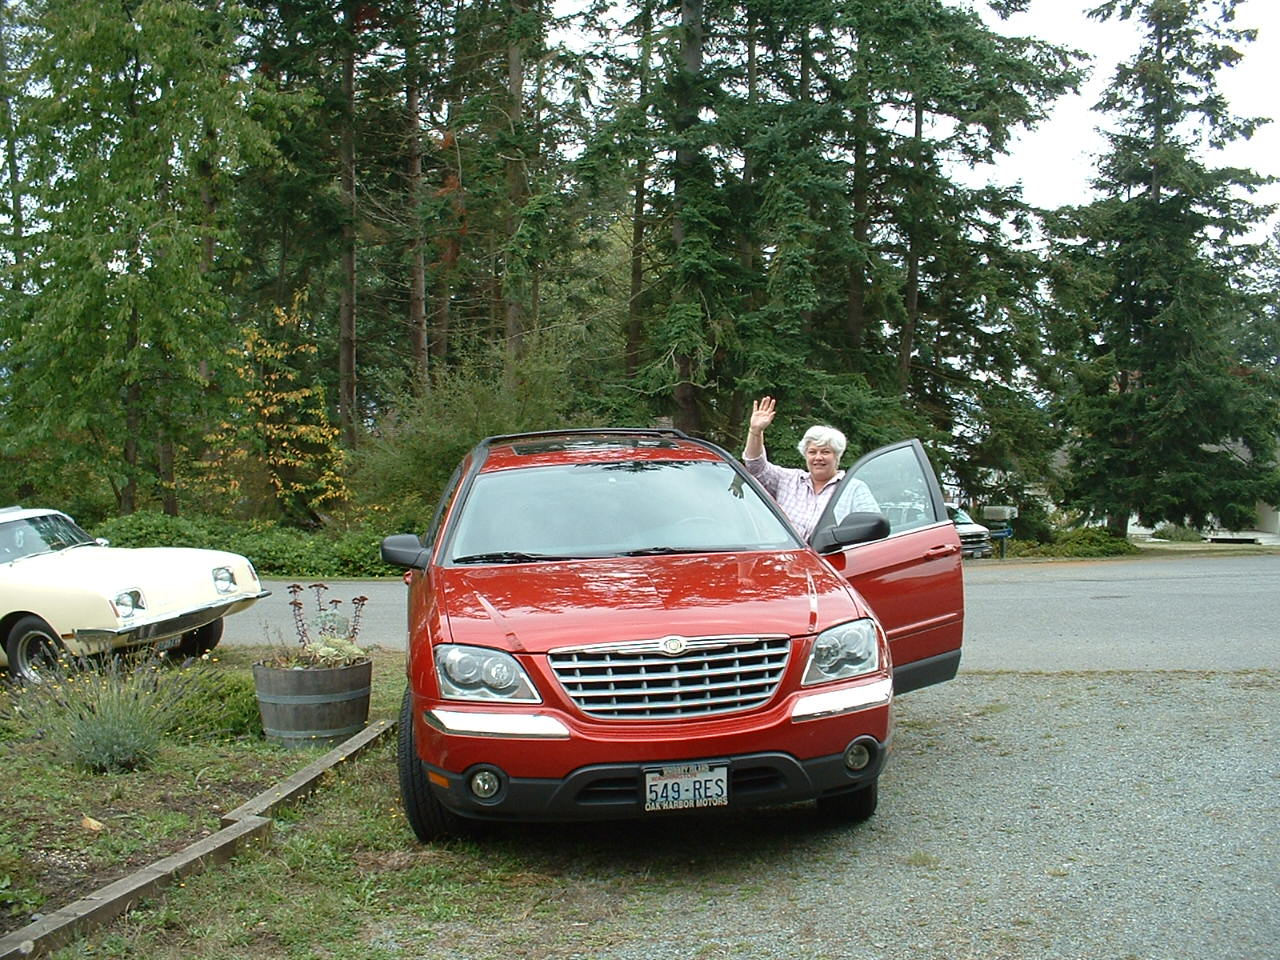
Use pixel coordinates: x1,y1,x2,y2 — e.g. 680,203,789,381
94,511,226,550
171,667,263,740
1151,523,1205,542
1,655,237,773
90,513,398,579
1005,527,1141,559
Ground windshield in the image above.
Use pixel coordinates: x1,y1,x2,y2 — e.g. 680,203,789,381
0,513,97,561
445,460,799,563
948,505,976,525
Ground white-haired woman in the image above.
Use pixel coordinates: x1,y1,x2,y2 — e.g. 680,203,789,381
742,396,878,539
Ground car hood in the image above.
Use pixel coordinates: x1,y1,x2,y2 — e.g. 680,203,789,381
437,550,865,653
3,545,255,594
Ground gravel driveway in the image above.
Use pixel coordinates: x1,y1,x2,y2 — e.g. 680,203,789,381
381,668,1277,960
243,556,1279,959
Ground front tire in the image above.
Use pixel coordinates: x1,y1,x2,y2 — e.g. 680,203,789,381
166,618,224,659
5,616,69,684
816,780,879,824
398,685,467,842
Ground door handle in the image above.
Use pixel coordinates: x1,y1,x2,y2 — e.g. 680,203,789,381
924,544,960,558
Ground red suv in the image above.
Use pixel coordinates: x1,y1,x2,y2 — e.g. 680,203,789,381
380,429,963,839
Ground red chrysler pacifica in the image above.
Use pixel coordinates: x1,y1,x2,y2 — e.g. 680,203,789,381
380,429,964,840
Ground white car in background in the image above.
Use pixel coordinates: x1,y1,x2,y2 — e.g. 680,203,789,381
0,506,268,683
945,503,994,559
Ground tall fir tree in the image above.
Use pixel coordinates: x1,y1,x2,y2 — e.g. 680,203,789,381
1047,0,1280,535
2,0,277,513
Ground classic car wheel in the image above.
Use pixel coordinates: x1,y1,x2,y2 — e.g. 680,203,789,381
166,618,224,660
398,685,468,842
5,616,69,684
816,780,878,823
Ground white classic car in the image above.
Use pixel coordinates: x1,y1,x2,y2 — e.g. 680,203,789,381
0,506,268,682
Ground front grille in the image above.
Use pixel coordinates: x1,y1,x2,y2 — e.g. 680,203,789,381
547,635,791,720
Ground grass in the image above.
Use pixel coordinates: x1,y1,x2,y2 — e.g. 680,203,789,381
0,645,406,937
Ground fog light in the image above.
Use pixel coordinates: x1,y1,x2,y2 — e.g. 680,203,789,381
843,741,873,772
469,769,502,800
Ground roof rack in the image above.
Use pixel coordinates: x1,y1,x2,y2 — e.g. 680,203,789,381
482,427,692,445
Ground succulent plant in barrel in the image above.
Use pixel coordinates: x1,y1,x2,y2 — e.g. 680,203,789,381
253,583,373,748
263,582,369,668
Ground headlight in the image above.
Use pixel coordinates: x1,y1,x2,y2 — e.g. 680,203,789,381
435,645,541,703
113,589,146,617
212,566,237,594
802,619,880,685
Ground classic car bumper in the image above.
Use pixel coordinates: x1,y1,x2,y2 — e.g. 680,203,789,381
72,590,270,648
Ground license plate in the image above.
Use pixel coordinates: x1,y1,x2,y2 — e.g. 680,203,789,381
643,762,728,812
155,635,182,652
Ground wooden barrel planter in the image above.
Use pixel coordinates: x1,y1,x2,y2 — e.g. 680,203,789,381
252,658,372,749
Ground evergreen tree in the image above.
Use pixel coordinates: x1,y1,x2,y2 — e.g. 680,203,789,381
2,0,277,513
1048,0,1280,535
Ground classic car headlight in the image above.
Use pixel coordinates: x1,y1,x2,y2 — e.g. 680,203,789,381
802,619,880,685
435,645,541,703
113,589,146,617
212,566,237,594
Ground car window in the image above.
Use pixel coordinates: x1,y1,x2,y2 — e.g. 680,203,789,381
444,460,799,562
830,444,940,535
424,461,465,549
0,513,96,560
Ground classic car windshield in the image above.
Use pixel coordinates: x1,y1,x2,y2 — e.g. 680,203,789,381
446,460,799,562
0,513,97,561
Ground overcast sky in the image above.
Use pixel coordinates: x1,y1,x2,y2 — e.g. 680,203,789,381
976,0,1279,237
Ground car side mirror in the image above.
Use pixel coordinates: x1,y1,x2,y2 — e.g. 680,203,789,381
381,533,429,569
811,512,891,554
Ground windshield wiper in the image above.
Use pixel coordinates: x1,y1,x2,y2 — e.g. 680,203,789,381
620,545,723,556
452,551,586,564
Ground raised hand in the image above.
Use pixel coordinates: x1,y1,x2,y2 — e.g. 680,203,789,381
749,396,776,434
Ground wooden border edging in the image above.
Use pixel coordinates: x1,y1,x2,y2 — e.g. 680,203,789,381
0,718,396,960
220,718,394,826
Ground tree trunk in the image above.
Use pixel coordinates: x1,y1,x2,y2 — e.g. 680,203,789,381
626,0,655,378
405,11,428,384
898,101,925,393
0,15,24,276
121,307,142,514
671,0,704,435
338,1,358,446
846,34,870,352
503,0,529,360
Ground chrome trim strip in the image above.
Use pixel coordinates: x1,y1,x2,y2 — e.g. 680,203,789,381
549,633,789,657
425,709,571,739
790,677,893,721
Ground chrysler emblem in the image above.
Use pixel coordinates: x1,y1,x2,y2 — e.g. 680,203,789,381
659,636,688,656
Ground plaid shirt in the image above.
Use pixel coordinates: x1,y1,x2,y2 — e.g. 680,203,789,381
743,450,874,540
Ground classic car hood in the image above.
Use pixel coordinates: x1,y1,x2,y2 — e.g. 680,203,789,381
437,550,865,653
4,545,254,596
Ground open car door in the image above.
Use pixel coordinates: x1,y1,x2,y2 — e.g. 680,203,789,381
810,439,964,694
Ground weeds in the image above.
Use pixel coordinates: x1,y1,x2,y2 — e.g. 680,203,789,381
0,829,42,917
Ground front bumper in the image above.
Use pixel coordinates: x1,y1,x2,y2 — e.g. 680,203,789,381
425,741,888,822
414,676,893,822
71,590,270,650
